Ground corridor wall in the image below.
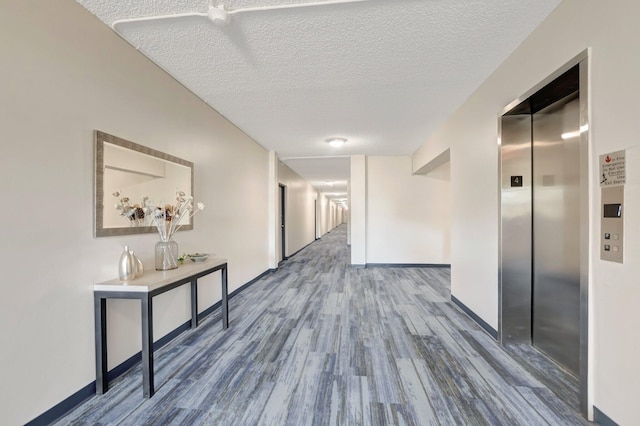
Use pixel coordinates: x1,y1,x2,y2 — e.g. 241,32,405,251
278,161,317,256
412,0,640,422
316,191,341,238
366,156,451,264
0,2,270,424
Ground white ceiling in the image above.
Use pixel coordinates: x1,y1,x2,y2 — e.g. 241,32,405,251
78,0,562,203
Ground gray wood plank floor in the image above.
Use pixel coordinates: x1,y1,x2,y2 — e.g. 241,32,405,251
56,225,589,425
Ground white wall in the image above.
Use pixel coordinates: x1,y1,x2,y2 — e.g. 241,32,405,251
330,203,337,230
278,161,317,256
350,156,367,265
316,191,342,238
317,192,329,237
347,182,352,245
367,156,450,264
268,151,279,268
337,206,347,225
0,2,270,425
411,1,640,423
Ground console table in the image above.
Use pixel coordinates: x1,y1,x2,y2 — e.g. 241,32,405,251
94,257,228,398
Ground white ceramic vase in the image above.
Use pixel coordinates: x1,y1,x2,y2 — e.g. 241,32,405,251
118,245,136,281
130,250,144,278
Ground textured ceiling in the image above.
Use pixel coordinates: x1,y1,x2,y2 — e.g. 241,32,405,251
78,0,562,199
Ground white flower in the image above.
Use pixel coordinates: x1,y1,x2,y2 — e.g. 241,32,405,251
113,189,203,238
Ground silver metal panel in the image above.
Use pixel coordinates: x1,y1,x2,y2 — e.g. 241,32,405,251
501,50,589,116
499,114,532,343
499,53,589,418
532,94,581,376
578,60,589,417
600,185,624,262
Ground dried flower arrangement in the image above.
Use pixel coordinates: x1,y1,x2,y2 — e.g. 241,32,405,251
113,190,205,241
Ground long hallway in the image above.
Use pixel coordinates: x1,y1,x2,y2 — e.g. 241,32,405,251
58,225,586,425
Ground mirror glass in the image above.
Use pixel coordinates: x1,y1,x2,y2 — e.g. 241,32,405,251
95,131,194,237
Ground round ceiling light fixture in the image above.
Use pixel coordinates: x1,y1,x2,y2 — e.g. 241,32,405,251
326,137,347,148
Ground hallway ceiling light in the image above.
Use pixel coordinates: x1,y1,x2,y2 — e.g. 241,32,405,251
326,138,347,148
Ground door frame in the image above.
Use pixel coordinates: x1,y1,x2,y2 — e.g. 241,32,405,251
497,50,590,417
279,184,286,262
314,199,319,240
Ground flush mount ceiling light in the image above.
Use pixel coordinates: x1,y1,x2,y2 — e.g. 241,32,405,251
326,138,347,148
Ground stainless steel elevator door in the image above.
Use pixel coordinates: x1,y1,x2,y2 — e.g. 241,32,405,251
500,115,532,342
532,93,580,375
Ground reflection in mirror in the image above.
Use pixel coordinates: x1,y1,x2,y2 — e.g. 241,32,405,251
95,131,194,237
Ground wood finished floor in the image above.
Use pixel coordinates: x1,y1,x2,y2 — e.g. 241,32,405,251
57,225,588,425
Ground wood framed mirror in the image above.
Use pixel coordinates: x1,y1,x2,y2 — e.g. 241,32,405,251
94,131,194,237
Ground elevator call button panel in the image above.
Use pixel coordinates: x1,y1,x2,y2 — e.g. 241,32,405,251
601,186,624,263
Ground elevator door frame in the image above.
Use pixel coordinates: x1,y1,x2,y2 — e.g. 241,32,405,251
498,50,589,418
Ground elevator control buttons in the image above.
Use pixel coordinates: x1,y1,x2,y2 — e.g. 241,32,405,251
601,185,624,263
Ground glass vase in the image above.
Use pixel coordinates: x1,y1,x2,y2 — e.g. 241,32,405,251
155,239,179,271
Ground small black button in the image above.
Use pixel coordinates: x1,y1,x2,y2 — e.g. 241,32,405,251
604,233,611,240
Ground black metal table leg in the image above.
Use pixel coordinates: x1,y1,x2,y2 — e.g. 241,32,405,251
94,260,229,399
190,279,198,329
94,296,108,394
141,294,154,398
222,265,229,329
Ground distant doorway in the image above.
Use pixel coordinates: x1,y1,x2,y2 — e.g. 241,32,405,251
279,184,286,262
314,199,319,240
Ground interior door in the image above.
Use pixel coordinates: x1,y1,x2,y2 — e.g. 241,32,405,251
279,184,286,261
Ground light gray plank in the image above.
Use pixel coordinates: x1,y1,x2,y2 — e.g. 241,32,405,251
395,358,437,425
56,224,584,426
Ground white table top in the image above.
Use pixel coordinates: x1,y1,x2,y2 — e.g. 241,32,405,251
95,257,227,293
